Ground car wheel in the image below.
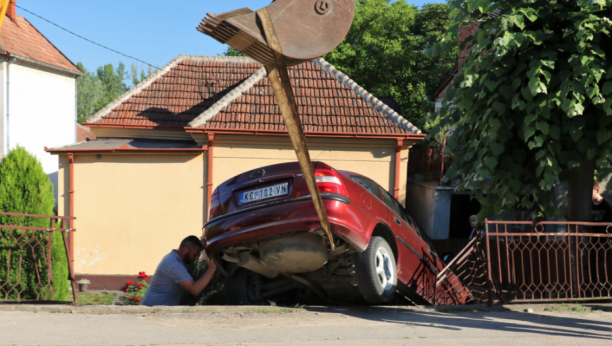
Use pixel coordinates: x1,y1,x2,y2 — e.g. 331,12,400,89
224,268,264,305
224,268,297,305
354,236,397,304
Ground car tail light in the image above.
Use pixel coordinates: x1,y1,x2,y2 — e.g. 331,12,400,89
209,192,222,219
314,168,348,197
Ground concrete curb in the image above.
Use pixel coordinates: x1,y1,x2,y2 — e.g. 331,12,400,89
0,302,610,315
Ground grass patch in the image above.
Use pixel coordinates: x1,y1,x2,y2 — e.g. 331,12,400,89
240,307,295,315
546,303,590,313
77,293,116,305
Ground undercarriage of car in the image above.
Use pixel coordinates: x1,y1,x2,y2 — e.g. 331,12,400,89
218,232,364,304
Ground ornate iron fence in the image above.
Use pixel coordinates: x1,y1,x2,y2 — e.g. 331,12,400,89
0,212,77,304
435,220,612,305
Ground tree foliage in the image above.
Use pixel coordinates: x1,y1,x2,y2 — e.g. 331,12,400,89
431,0,612,220
222,47,246,57
324,0,458,128
77,62,144,124
0,147,67,300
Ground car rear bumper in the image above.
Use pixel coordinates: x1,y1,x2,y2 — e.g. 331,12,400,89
204,193,369,256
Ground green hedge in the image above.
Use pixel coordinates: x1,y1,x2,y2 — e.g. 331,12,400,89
0,146,68,300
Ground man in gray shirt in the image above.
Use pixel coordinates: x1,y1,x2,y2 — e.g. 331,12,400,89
141,236,216,306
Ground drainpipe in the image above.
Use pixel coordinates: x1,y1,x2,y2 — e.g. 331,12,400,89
5,57,13,154
67,153,75,274
74,78,78,142
206,133,215,218
394,139,403,200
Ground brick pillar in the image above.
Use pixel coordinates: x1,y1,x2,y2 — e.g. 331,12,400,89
6,0,16,20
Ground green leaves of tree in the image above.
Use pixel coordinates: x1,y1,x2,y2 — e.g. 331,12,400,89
77,62,130,124
325,0,458,129
431,0,612,219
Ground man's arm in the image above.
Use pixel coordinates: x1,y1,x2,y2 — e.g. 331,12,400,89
179,255,217,296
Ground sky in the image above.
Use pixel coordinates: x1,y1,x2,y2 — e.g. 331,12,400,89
17,0,441,76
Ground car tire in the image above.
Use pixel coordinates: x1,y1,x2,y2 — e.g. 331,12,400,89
224,268,261,305
354,236,397,304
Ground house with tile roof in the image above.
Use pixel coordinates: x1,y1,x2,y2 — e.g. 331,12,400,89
0,0,82,202
46,54,425,289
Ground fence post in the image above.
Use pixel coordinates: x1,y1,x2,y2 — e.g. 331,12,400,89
485,219,494,306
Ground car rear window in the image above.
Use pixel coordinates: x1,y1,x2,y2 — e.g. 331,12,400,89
351,176,382,200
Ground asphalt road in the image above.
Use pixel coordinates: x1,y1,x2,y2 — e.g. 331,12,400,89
0,304,610,345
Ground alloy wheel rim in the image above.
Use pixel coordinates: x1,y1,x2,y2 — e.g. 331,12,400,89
375,247,394,291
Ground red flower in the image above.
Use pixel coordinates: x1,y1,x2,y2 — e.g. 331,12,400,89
124,289,128,293
138,271,148,280
136,297,141,302
137,287,142,290
129,297,135,301
126,281,134,286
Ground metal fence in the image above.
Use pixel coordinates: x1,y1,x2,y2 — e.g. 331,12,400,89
435,220,612,305
407,145,452,185
0,212,77,304
434,234,491,305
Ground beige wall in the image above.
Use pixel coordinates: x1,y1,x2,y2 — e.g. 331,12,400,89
58,153,205,275
55,134,410,276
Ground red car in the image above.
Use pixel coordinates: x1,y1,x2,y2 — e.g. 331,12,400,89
204,161,467,305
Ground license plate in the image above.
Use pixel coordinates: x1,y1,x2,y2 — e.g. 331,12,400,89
239,182,289,204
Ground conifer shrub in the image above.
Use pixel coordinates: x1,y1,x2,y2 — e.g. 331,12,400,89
51,222,69,301
0,146,68,300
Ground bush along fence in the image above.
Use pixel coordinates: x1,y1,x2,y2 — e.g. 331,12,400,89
0,212,77,304
435,220,612,305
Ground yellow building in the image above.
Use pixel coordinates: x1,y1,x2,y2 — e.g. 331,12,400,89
47,55,424,289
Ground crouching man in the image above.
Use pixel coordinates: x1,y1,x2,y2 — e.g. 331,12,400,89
141,236,216,306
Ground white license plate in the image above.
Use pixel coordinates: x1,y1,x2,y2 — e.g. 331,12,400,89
239,182,289,204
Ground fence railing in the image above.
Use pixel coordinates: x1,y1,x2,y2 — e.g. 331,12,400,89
408,145,452,185
0,212,77,304
435,220,612,305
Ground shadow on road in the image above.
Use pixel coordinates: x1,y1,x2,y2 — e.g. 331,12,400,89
304,306,612,341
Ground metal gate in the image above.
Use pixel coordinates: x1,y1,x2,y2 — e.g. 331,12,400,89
435,220,612,305
0,212,77,304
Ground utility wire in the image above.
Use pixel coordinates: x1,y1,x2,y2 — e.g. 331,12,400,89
16,5,238,105
16,4,163,71
15,4,225,100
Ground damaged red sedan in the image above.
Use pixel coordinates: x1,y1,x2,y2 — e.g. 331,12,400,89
203,161,466,305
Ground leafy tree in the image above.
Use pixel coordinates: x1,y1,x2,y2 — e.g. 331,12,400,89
431,0,612,221
96,62,128,109
0,147,68,300
76,62,129,124
130,63,152,87
324,0,458,128
76,62,104,124
221,46,246,57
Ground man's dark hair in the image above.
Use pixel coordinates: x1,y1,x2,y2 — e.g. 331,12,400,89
179,236,203,250
594,180,600,190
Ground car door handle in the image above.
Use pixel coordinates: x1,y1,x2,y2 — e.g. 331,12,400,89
393,216,401,226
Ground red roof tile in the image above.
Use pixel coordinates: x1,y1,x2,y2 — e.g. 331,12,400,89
88,55,420,135
77,123,96,142
0,14,81,74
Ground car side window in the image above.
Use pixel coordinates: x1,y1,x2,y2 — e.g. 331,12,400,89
380,188,409,223
350,176,382,200
408,215,438,257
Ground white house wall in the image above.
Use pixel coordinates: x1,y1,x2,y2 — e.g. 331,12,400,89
0,59,7,159
8,61,76,202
